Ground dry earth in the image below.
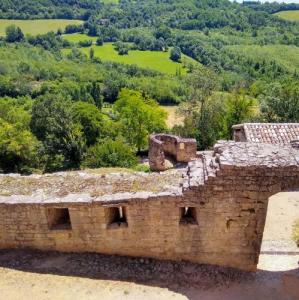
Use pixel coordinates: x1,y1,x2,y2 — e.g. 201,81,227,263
0,192,298,300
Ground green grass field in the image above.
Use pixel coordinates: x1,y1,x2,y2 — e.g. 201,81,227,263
274,10,299,21
225,44,299,73
63,43,196,75
0,19,84,36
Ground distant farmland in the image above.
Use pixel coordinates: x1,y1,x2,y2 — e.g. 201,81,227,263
274,10,299,21
63,42,197,75
0,19,83,36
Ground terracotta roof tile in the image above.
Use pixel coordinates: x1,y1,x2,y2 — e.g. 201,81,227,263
238,123,299,145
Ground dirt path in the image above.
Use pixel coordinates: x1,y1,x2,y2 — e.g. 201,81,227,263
0,192,298,300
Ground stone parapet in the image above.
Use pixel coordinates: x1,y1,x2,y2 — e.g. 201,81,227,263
0,140,298,272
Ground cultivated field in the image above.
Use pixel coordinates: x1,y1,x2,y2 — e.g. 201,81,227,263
274,10,299,21
0,19,83,36
225,44,299,73
63,42,195,75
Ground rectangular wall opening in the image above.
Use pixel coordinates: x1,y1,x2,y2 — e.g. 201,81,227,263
47,208,72,230
107,207,128,229
180,207,198,225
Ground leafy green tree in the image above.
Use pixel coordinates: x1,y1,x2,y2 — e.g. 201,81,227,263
260,81,299,122
5,25,24,43
170,47,181,62
30,94,85,172
114,89,167,151
72,101,105,146
0,97,40,173
174,94,226,150
154,26,172,40
224,89,256,138
91,82,103,109
182,66,218,117
82,138,138,168
0,119,40,173
177,67,222,149
0,97,32,128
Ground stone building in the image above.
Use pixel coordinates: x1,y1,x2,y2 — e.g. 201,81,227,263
0,132,299,272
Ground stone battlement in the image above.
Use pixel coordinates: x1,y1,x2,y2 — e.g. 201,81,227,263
0,139,299,272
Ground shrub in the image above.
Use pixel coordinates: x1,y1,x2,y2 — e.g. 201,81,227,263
170,47,181,62
65,24,84,34
96,37,104,46
114,42,129,55
82,139,138,168
5,25,24,43
79,40,93,47
132,164,150,172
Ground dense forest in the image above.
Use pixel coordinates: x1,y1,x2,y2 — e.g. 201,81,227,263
0,0,298,174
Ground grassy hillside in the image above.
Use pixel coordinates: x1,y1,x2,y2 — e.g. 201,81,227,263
0,19,83,36
64,43,197,75
274,10,299,21
225,44,299,73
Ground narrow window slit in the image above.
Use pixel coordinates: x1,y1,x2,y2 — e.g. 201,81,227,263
180,207,198,225
107,207,128,229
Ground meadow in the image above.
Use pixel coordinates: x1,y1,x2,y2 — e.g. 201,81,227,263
274,10,299,21
0,19,83,36
225,44,299,73
63,42,196,75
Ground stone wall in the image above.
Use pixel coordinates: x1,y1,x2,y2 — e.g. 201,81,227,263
149,134,197,171
0,141,298,272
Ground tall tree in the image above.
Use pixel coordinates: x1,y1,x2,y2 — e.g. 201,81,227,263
225,89,255,138
30,94,85,171
260,81,299,122
114,89,167,151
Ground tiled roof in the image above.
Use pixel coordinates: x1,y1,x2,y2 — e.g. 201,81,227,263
235,123,299,145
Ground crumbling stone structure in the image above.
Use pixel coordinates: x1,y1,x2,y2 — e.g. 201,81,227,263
149,134,197,171
0,138,299,272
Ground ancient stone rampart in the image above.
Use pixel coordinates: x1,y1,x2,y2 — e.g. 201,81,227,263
0,140,298,272
149,134,197,171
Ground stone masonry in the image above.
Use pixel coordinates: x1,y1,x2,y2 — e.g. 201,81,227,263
0,139,299,272
149,134,197,171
